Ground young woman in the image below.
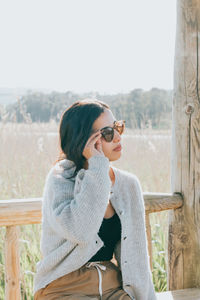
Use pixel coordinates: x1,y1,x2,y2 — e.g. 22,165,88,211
33,99,157,300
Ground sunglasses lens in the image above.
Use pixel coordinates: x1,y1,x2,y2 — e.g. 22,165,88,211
101,120,125,142
101,128,114,142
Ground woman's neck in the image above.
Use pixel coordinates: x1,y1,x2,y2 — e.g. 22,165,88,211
109,166,115,186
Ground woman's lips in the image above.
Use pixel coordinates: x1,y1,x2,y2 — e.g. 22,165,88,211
113,145,122,151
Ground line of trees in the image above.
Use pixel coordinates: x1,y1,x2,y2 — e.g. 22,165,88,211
0,88,172,129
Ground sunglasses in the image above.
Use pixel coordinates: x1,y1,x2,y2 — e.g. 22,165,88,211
99,120,126,142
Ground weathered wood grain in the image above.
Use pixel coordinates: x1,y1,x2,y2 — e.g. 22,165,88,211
169,0,200,290
145,213,153,271
5,226,21,300
156,288,200,300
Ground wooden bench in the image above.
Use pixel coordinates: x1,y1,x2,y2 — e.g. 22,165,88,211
156,288,200,300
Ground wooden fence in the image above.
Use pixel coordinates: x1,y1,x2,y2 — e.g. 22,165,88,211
0,192,183,299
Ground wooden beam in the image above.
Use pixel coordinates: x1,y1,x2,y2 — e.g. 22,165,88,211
0,194,183,226
144,192,183,213
156,288,200,300
5,226,21,300
0,198,42,226
169,0,200,290
145,213,153,271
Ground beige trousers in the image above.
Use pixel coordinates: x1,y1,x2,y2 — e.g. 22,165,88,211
34,260,132,300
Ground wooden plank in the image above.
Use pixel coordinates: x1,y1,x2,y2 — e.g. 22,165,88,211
0,194,183,226
145,213,153,270
144,192,183,213
156,288,200,300
0,198,42,226
169,0,200,290
5,226,21,300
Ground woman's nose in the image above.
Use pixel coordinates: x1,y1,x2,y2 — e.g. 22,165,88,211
113,129,121,142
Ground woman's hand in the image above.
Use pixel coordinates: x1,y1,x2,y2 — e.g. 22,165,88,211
82,130,105,160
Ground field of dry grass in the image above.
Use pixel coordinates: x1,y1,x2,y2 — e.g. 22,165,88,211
0,121,172,299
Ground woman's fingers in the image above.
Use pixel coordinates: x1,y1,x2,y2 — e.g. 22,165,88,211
85,131,102,147
82,130,104,159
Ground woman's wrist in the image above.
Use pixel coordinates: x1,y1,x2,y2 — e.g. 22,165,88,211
88,155,110,170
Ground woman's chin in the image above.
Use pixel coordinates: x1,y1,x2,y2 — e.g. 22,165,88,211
109,151,122,161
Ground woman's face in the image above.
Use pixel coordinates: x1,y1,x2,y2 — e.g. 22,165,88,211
92,109,123,162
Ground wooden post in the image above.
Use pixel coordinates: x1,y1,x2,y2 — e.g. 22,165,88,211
145,213,153,271
5,226,21,300
168,0,200,290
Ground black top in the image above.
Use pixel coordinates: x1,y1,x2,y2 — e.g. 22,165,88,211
88,212,121,262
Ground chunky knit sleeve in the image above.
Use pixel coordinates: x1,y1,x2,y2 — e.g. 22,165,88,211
45,155,112,246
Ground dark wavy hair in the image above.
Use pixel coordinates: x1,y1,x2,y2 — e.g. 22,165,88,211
55,98,110,179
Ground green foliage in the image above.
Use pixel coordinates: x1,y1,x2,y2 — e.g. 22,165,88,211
2,88,173,129
151,212,168,292
20,224,42,300
0,228,5,300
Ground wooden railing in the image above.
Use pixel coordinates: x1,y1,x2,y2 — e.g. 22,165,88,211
0,193,183,300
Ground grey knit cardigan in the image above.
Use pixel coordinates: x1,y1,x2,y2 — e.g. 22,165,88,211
33,154,157,300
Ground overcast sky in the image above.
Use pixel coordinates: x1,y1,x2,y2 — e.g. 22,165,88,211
0,0,176,94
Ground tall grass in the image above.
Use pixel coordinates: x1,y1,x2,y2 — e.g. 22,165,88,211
0,122,171,299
